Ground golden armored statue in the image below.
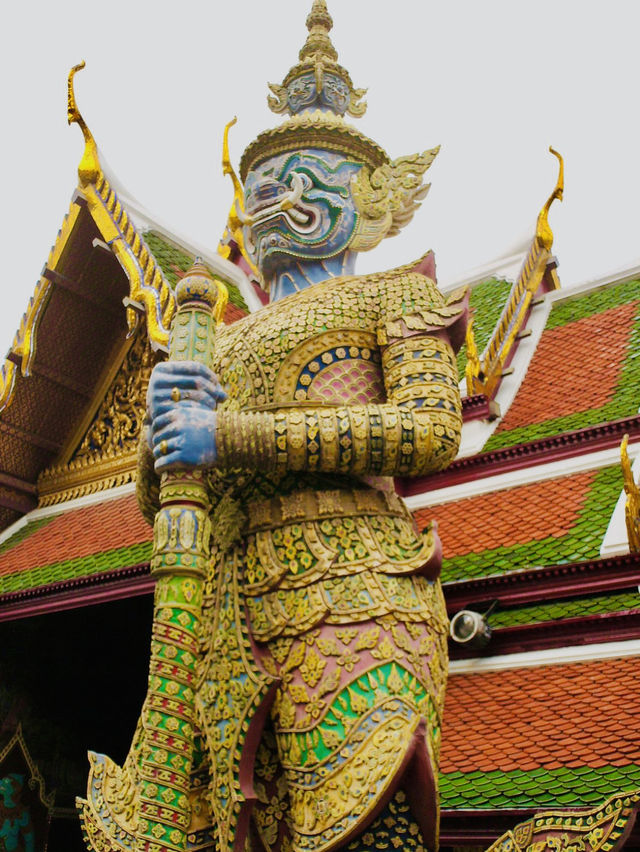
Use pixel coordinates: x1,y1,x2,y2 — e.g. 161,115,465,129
79,3,467,851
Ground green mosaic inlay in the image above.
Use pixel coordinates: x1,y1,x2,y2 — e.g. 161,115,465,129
0,516,54,557
488,589,640,629
441,465,622,583
294,662,428,766
457,278,514,379
0,540,153,595
143,231,249,312
484,279,640,451
440,764,640,809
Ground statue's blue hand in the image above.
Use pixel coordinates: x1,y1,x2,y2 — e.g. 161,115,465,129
147,362,226,472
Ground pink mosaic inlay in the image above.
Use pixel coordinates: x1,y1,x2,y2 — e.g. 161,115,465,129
307,358,385,404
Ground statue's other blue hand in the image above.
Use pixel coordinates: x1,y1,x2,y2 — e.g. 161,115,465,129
147,361,226,472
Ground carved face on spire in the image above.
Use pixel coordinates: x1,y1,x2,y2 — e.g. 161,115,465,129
242,149,361,273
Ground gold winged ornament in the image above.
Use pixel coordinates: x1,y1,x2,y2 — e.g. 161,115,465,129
350,148,440,250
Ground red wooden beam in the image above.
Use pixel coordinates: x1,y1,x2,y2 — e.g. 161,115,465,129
444,553,640,612
397,414,640,497
0,563,153,623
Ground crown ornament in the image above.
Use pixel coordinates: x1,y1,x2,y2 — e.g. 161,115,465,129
239,0,384,179
238,0,439,251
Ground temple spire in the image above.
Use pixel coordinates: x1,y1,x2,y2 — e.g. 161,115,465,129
267,0,366,118
299,0,338,63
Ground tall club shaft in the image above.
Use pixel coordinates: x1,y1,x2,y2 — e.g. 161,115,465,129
135,262,227,852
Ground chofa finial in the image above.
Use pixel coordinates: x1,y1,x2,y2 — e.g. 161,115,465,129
218,118,260,279
536,147,564,251
67,62,101,187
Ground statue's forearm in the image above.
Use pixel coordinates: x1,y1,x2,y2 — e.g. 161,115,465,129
216,335,461,477
216,403,458,476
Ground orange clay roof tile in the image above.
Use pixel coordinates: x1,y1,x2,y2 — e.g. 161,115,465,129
0,494,151,580
416,470,595,560
496,301,636,432
441,656,640,775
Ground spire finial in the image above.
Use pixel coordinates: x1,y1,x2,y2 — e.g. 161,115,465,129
299,0,338,63
267,0,366,118
67,62,101,187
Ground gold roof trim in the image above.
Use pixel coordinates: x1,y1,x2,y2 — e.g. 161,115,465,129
466,148,563,399
68,62,176,352
0,725,55,811
218,118,261,280
0,197,82,415
621,434,640,553
37,450,138,507
38,330,155,505
536,147,564,251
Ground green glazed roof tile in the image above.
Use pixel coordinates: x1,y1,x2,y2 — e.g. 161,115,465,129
143,230,249,312
484,278,640,451
0,516,54,557
0,540,152,595
440,765,640,809
488,589,640,629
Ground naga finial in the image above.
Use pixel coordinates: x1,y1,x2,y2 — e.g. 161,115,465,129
621,434,640,553
222,117,242,200
218,118,261,278
67,62,101,187
464,317,482,396
535,146,564,251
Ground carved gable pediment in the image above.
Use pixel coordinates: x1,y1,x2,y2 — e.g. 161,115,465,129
37,332,162,506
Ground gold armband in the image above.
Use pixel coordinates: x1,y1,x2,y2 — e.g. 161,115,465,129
216,404,436,476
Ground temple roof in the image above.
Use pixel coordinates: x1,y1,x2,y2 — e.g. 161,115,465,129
441,655,640,809
485,277,640,451
0,64,639,841
417,463,623,583
0,489,150,598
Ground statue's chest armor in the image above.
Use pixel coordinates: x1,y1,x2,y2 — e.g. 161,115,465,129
215,280,386,409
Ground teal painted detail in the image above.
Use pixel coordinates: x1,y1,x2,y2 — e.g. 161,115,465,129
295,662,427,766
457,278,513,379
440,764,640,809
441,465,622,582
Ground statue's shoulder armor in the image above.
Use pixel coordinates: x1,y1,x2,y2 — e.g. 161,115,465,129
373,267,468,348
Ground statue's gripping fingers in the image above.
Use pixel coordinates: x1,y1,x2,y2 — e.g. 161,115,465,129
147,360,226,472
147,360,226,418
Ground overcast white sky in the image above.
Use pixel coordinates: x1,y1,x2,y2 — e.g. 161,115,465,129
1,1,639,351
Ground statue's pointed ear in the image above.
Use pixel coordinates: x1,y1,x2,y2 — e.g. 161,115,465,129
349,148,440,252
